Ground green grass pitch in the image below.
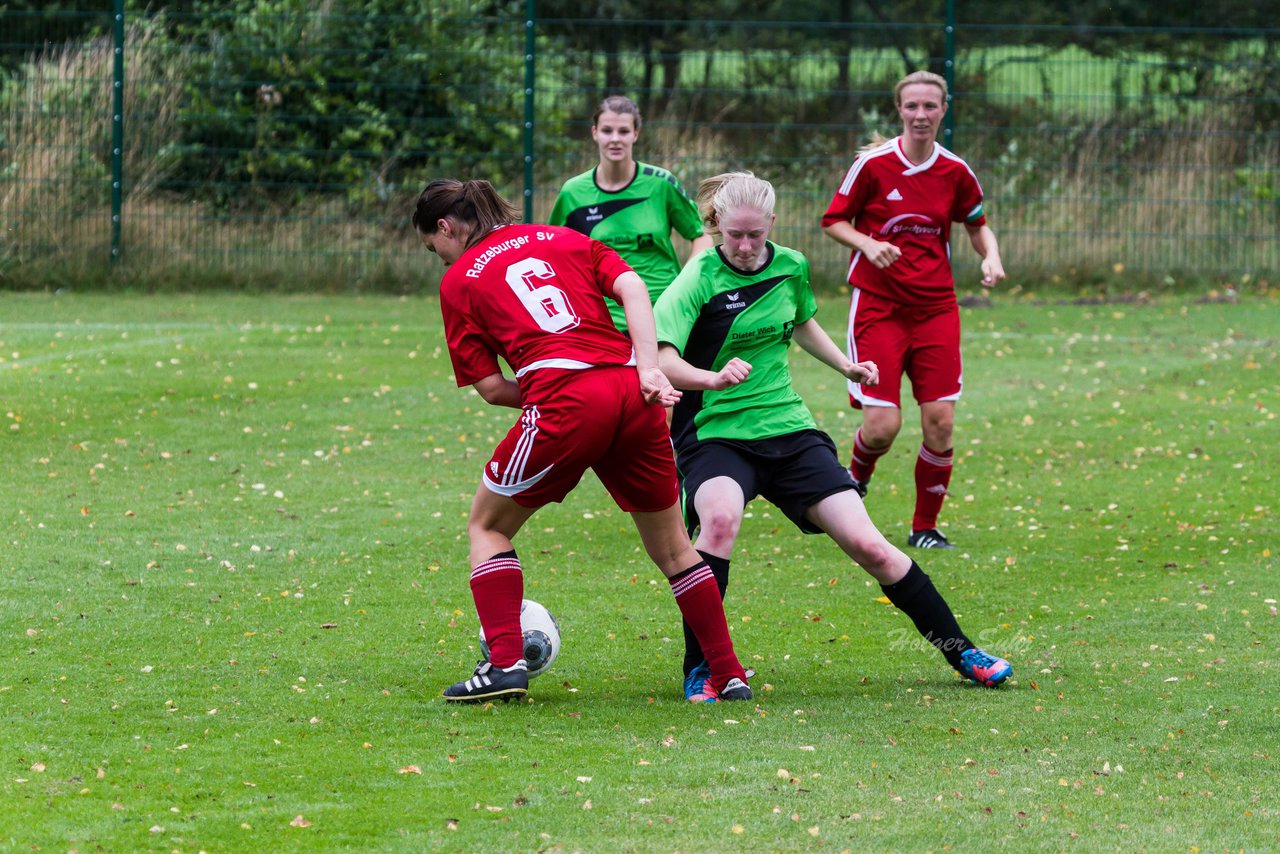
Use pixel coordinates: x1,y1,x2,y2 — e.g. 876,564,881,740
1,290,1276,851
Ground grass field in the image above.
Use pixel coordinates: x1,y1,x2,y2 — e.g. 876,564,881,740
1,290,1276,852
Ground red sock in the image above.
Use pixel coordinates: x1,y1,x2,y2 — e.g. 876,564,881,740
913,444,954,531
470,551,524,667
669,564,746,692
850,427,889,482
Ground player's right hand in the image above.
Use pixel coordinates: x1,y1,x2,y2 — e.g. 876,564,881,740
865,240,902,269
712,357,752,390
638,365,682,407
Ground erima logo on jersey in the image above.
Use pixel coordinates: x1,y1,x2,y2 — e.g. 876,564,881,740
887,188,903,201
724,292,746,310
585,206,602,222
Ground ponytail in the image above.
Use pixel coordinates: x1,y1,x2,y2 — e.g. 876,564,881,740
411,179,520,249
858,132,890,156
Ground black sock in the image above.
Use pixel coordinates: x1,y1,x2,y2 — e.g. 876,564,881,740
880,561,973,670
682,550,730,676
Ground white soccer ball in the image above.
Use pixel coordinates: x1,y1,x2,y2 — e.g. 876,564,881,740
478,599,560,679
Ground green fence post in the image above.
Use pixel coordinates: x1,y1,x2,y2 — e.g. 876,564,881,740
943,0,955,148
522,0,536,223
111,0,125,264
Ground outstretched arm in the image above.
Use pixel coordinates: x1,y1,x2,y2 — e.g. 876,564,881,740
657,344,752,391
791,318,878,386
613,271,682,407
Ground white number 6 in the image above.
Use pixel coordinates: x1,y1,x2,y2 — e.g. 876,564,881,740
505,257,580,334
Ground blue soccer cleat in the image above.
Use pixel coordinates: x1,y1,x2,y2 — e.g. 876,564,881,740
957,648,1012,687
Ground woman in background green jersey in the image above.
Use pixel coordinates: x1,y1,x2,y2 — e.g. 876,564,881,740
653,171,1012,701
549,95,713,332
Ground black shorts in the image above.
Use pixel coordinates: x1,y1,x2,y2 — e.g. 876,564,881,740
676,429,857,536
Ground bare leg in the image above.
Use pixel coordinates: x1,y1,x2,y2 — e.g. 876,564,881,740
467,484,537,567
804,490,910,584
919,400,955,452
858,404,903,452
689,476,746,560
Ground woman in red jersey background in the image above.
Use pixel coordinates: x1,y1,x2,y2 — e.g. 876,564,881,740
413,178,750,704
822,70,1005,550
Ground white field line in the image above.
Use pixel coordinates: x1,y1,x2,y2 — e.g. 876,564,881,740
963,329,1276,348
0,322,303,371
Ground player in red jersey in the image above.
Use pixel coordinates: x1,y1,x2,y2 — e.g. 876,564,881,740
413,178,751,703
822,71,1006,550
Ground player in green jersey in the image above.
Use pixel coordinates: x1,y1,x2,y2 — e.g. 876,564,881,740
549,95,713,332
654,172,1012,700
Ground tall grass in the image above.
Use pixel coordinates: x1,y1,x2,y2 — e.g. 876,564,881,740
1,17,190,281
3,26,1276,292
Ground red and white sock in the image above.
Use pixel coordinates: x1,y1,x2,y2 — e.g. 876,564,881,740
913,444,954,531
850,427,889,483
470,551,524,667
668,563,746,692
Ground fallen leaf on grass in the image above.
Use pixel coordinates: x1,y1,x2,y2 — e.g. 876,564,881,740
290,815,311,828
399,765,422,775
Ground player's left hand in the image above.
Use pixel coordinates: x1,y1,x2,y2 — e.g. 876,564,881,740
845,359,879,386
638,365,683,407
980,257,1006,289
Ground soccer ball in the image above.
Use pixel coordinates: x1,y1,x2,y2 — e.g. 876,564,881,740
478,599,560,679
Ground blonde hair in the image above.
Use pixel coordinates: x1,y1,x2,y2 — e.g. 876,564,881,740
695,171,775,235
858,71,950,155
894,70,948,106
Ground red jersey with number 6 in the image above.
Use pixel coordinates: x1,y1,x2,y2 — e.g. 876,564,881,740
822,136,987,307
439,224,636,397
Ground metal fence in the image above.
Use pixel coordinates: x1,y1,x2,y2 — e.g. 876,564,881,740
3,3,1278,291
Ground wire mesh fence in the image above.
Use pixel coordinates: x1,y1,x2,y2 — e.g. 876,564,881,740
2,4,1277,291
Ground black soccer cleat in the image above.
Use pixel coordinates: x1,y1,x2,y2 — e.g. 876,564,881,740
907,528,956,549
442,659,529,703
718,676,753,702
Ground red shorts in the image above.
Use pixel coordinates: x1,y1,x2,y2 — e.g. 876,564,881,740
482,366,679,512
845,288,962,409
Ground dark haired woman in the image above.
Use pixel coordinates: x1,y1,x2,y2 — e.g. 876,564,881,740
413,178,750,704
549,95,712,333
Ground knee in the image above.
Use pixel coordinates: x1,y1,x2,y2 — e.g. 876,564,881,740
860,415,901,449
921,413,954,446
845,534,899,577
697,507,742,552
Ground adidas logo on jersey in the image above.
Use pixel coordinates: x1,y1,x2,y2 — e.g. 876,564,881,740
886,188,904,201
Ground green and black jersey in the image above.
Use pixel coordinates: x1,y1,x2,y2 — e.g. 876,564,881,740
654,242,819,449
549,162,704,331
